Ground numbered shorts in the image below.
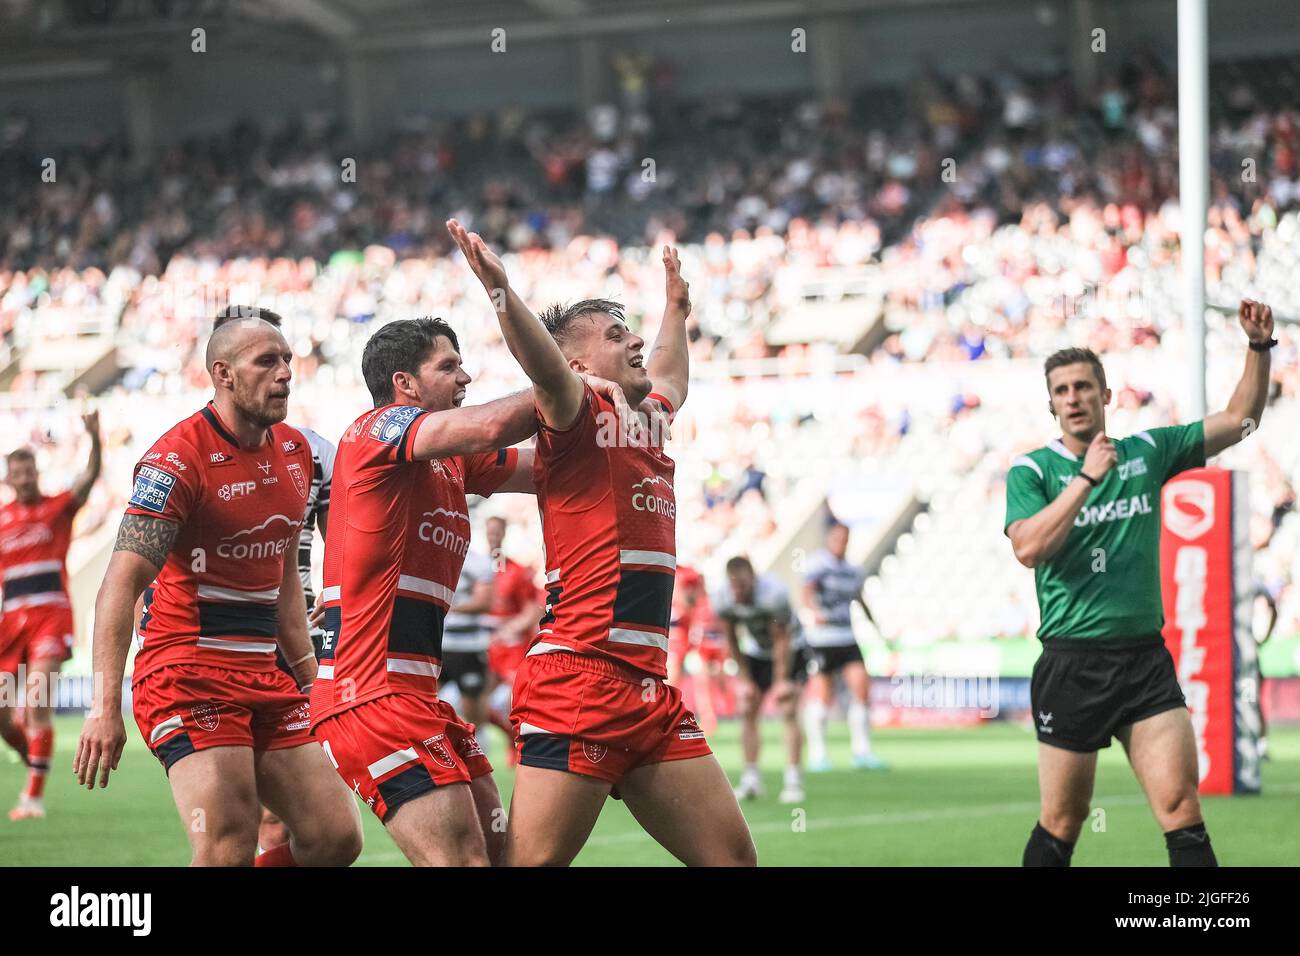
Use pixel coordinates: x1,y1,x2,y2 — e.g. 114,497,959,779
312,694,492,823
132,663,313,772
1031,637,1187,752
804,642,864,677
440,649,490,697
0,604,75,673
510,651,713,787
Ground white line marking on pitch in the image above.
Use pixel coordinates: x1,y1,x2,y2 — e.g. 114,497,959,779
359,781,1300,862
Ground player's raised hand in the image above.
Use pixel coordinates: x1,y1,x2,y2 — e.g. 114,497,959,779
73,710,126,790
447,219,509,300
82,409,100,437
1238,298,1275,344
663,245,691,318
1082,431,1117,480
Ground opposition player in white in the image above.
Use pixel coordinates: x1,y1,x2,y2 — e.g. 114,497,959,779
801,521,887,771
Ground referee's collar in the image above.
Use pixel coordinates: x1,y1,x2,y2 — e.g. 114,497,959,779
1048,438,1079,462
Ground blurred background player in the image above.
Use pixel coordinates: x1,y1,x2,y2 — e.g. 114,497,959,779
441,546,496,754
0,413,101,820
1005,300,1275,867
669,564,726,734
716,555,806,803
72,316,362,866
667,564,704,688
484,515,543,762
801,521,888,772
450,221,755,866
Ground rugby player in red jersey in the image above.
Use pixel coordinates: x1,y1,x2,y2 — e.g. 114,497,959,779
73,317,362,867
449,219,756,866
309,318,636,866
0,413,101,820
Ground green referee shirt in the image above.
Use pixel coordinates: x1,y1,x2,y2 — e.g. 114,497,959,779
1003,423,1205,641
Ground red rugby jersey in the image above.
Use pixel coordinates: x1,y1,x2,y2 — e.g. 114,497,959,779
487,553,541,646
0,491,79,614
125,402,313,683
310,404,517,727
670,564,703,632
530,384,678,677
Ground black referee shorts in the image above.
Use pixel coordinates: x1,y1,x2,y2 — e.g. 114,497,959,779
743,648,809,694
1030,636,1186,753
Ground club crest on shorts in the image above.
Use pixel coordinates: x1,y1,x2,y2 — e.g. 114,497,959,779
458,734,485,759
678,714,705,740
191,702,220,732
422,734,458,769
583,741,608,764
286,462,308,499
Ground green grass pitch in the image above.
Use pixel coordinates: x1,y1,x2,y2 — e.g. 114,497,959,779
3,716,1297,866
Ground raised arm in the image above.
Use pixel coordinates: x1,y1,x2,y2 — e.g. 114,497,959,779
1203,299,1274,459
69,410,103,507
1007,433,1116,569
646,245,692,413
448,219,585,429
74,514,178,788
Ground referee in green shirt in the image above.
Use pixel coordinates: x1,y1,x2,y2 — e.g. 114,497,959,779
1004,299,1276,867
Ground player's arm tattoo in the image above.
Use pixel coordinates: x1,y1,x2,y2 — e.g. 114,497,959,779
113,514,179,570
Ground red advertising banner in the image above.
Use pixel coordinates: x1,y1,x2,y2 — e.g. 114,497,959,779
1160,468,1260,795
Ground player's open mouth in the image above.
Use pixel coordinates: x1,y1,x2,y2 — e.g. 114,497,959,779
630,355,644,368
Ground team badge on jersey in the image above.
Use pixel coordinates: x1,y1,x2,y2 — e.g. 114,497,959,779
370,405,422,445
422,734,458,769
286,462,307,499
129,465,178,514
583,741,608,764
192,702,220,732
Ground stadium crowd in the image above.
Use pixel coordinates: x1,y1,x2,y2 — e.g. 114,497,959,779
3,48,1299,645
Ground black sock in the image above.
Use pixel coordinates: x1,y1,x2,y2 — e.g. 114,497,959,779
1165,823,1218,867
1023,822,1075,867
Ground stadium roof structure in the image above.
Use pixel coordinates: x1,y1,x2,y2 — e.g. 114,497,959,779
0,0,994,69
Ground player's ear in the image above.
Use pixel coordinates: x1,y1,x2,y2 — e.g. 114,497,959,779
1102,388,1112,407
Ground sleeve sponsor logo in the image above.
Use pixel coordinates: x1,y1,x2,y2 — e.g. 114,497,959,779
129,465,178,514
164,452,188,472
369,405,422,445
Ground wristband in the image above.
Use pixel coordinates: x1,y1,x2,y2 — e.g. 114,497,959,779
1078,471,1099,487
1249,338,1278,352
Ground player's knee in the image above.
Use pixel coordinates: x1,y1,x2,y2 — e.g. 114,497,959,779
1040,805,1088,841
704,828,757,867
296,813,364,867
193,833,258,867
1155,787,1201,828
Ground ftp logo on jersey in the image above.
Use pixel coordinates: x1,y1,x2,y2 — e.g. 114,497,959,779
218,481,257,502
